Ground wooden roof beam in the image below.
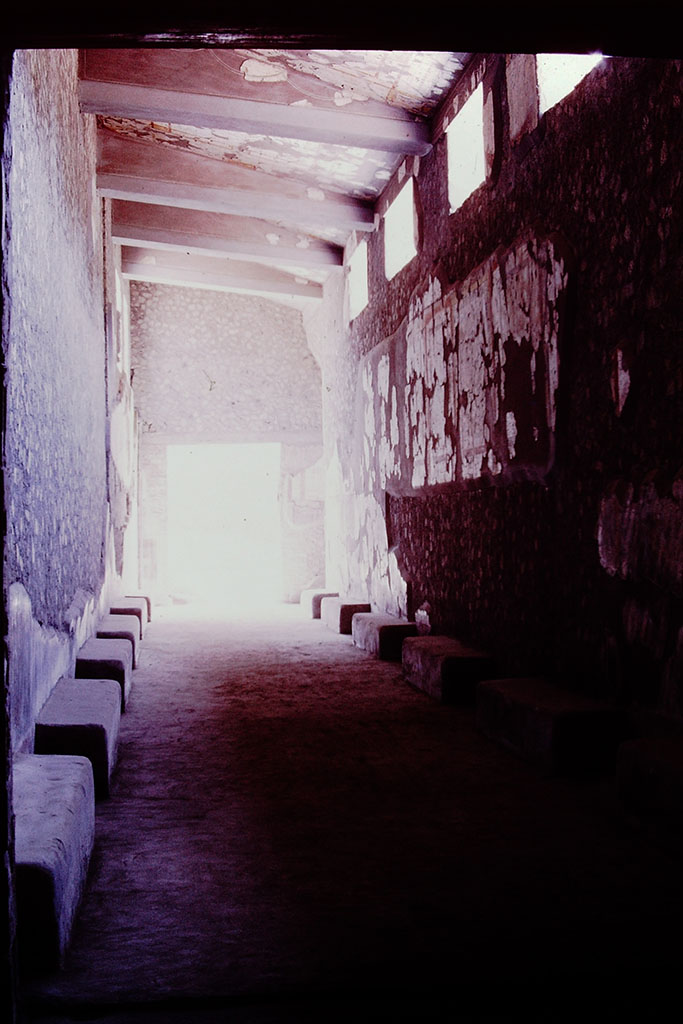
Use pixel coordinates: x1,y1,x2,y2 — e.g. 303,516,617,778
97,130,374,234
120,247,324,299
112,201,343,268
80,80,432,155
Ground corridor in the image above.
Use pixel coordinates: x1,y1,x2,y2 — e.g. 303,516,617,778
23,603,683,1023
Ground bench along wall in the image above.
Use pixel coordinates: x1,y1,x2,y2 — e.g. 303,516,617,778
3,50,138,754
129,282,324,603
312,55,683,719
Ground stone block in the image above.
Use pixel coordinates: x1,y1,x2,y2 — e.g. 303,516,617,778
617,736,683,824
126,593,152,622
97,612,140,667
75,637,133,710
34,677,121,798
300,588,339,619
13,753,95,971
402,635,497,704
352,612,418,661
110,597,148,637
321,596,371,635
476,676,628,774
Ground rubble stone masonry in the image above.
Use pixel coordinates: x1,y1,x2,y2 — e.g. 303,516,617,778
314,56,683,716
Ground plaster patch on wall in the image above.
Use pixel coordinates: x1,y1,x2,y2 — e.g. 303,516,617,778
506,411,518,459
611,347,631,415
598,477,683,596
457,268,500,480
405,277,457,488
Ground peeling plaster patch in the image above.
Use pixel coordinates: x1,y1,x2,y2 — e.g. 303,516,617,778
296,236,311,249
405,276,457,488
597,477,683,595
266,233,280,245
240,58,288,83
307,187,326,201
611,348,631,415
506,411,518,459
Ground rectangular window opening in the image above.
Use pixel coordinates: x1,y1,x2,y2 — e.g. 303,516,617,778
447,82,486,213
536,53,605,115
348,239,368,320
384,177,417,280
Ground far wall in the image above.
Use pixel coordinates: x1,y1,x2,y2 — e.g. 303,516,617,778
129,282,325,603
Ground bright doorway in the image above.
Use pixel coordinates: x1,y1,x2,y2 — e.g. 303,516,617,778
166,443,283,607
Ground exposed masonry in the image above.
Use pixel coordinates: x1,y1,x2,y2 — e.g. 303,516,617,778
330,235,568,618
318,56,683,716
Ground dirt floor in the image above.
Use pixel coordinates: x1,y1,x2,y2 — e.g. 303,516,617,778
20,602,683,1022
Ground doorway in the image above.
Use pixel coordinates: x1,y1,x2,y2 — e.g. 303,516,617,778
166,442,283,608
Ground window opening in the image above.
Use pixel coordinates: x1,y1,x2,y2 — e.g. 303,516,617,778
348,239,368,319
447,83,486,213
384,177,417,280
536,53,605,114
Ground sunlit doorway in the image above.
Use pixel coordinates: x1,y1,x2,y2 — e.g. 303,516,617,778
166,443,283,609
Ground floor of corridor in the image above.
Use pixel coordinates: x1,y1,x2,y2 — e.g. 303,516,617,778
23,603,683,1023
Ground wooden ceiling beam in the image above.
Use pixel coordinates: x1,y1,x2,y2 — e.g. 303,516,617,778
120,247,324,298
80,80,432,155
112,201,343,267
98,129,374,233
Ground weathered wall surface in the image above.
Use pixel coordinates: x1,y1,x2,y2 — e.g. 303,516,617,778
2,50,118,752
129,283,324,601
315,56,683,716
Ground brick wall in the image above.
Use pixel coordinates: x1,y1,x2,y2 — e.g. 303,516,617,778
314,56,683,716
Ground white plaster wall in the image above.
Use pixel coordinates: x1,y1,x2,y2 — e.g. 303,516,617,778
129,283,324,601
3,51,115,751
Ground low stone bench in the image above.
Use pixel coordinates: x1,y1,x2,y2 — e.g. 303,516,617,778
321,596,371,635
476,676,628,775
97,612,140,667
300,588,339,619
402,635,497,704
617,736,683,827
126,593,152,622
13,753,95,971
110,597,148,638
34,677,121,798
75,637,133,710
352,612,418,661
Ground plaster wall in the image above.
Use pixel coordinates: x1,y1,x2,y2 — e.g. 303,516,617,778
129,283,324,601
2,51,124,753
316,56,683,716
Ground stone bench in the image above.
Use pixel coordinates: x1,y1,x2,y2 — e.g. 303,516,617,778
617,736,683,827
110,597,148,638
300,588,339,619
75,637,133,711
402,635,497,704
125,593,152,622
13,753,95,972
97,612,140,667
352,612,419,661
476,676,628,775
320,596,371,635
34,677,121,798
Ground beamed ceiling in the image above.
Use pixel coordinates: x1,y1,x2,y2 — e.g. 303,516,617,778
80,47,472,303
